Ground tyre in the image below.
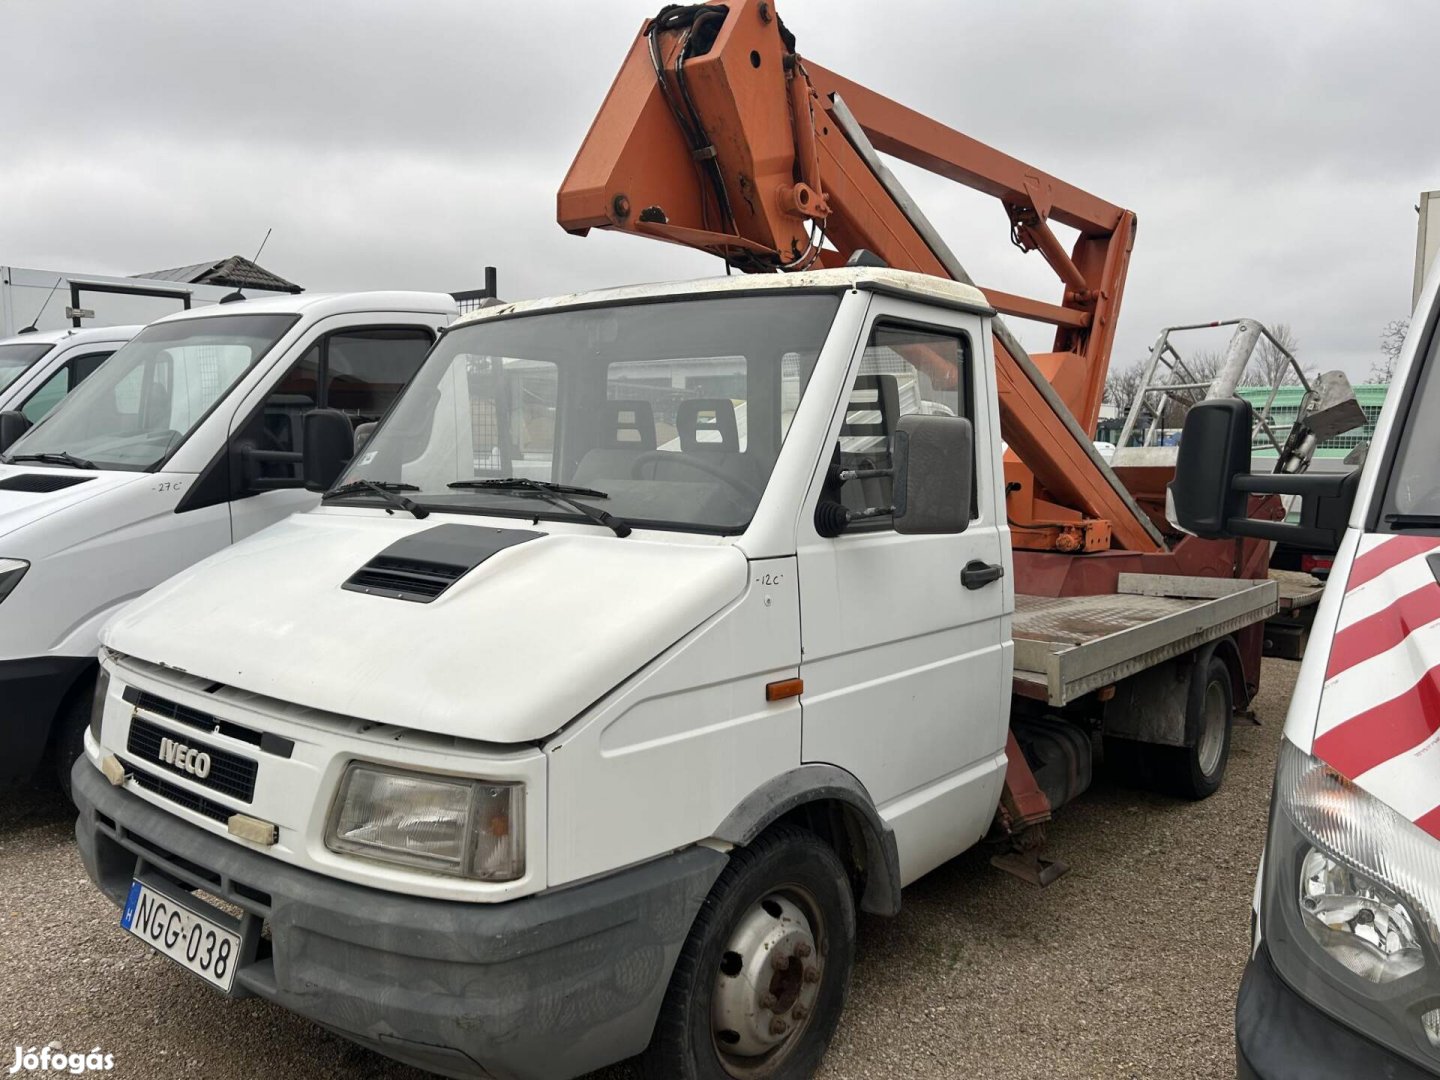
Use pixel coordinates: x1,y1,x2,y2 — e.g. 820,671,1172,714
639,825,856,1080
52,673,95,801
1104,646,1234,801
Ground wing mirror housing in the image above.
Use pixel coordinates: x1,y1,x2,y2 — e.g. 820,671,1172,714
1170,398,1358,551
302,409,355,492
893,414,973,535
0,411,32,453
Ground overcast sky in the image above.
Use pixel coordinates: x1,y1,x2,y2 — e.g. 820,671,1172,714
2,0,1437,380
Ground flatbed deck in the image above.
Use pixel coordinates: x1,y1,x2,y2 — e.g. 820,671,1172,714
1011,575,1280,706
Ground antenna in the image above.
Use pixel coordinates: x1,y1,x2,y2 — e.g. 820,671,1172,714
18,277,63,334
220,227,273,304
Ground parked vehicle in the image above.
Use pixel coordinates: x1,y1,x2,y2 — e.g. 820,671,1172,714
0,325,141,422
74,267,1281,1079
1172,260,1440,1077
0,291,454,791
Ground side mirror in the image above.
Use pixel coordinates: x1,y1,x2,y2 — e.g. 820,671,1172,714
302,409,355,492
0,411,32,453
1170,398,1252,538
1170,398,1359,551
352,421,378,454
893,414,973,535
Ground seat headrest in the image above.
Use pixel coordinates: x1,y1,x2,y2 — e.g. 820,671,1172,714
841,374,900,438
677,397,739,452
600,399,657,450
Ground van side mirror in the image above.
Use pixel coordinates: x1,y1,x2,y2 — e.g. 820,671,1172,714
1170,398,1358,551
893,414,973,535
0,411,32,453
302,409,355,492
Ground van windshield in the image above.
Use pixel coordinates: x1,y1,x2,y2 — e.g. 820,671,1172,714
1380,321,1440,527
0,342,54,391
4,313,297,471
339,293,841,533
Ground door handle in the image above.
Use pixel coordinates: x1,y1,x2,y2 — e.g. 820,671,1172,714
962,560,1005,590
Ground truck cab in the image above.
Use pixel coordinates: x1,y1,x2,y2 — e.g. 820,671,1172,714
0,291,453,790
75,268,1012,1079
0,324,141,422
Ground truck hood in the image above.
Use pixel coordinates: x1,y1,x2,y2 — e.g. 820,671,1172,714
1313,533,1440,838
102,513,750,744
0,464,147,540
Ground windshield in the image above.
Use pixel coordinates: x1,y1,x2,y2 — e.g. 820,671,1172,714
5,313,298,471
340,293,841,533
1380,319,1440,526
0,342,54,392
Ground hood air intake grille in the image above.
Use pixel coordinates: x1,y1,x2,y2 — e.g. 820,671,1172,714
0,473,93,492
342,524,543,603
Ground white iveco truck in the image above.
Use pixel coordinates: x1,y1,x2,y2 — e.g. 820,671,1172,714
0,292,453,790
74,268,1281,1080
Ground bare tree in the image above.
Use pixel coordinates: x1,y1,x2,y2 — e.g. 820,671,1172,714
1103,360,1145,420
1371,318,1409,382
1247,323,1302,388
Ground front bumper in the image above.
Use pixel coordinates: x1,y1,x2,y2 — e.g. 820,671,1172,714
0,655,93,784
1237,942,1436,1079
74,757,727,1080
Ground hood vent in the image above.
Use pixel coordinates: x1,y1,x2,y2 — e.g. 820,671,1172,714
343,523,543,603
0,473,93,493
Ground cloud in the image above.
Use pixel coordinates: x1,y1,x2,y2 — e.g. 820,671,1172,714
2,0,1437,379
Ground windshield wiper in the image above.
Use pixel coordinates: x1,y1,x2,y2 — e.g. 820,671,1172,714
448,477,631,537
6,451,97,470
1385,513,1440,530
323,479,429,520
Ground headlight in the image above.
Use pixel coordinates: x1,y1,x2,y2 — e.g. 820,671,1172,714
326,762,524,882
1263,739,1440,1064
0,558,28,603
89,663,112,743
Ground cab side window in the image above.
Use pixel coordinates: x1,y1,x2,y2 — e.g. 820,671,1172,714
821,322,974,532
21,350,116,423
246,327,434,480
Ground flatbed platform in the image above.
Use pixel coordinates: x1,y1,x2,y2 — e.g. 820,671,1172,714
1011,574,1280,706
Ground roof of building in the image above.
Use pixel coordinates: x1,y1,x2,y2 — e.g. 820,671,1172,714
132,255,303,294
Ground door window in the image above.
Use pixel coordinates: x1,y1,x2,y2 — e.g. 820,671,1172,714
21,350,116,423
822,322,974,530
244,327,433,481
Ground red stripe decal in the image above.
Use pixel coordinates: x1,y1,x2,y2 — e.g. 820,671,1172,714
1314,665,1440,779
1413,804,1440,842
1326,582,1440,678
1347,536,1440,593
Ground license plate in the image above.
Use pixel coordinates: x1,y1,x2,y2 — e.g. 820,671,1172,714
120,880,241,992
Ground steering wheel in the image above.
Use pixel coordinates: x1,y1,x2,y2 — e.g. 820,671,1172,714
629,450,762,503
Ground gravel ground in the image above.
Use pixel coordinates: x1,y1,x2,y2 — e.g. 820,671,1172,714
0,658,1297,1079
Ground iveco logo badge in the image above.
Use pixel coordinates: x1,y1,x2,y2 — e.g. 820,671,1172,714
158,736,212,780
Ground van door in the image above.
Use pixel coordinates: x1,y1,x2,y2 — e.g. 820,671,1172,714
796,299,1011,886
225,322,437,542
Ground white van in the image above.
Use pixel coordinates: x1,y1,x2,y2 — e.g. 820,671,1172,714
0,292,454,790
0,325,141,422
1169,268,1440,1077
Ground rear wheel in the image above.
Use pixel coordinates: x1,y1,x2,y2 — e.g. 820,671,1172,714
1105,646,1234,801
640,825,856,1080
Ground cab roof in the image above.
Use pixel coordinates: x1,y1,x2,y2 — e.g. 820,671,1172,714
147,291,459,325
452,267,992,328
0,324,144,347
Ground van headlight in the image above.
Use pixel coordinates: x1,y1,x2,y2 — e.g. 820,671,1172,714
1262,739,1440,1064
0,558,28,603
325,762,524,882
89,663,112,743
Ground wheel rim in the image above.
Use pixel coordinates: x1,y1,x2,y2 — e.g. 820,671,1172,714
1196,678,1228,777
710,886,825,1077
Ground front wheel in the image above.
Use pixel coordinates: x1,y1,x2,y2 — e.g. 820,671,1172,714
640,825,856,1080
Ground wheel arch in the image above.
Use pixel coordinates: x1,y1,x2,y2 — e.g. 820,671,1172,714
712,765,902,917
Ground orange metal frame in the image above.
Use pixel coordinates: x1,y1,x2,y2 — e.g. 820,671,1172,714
558,0,1158,553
